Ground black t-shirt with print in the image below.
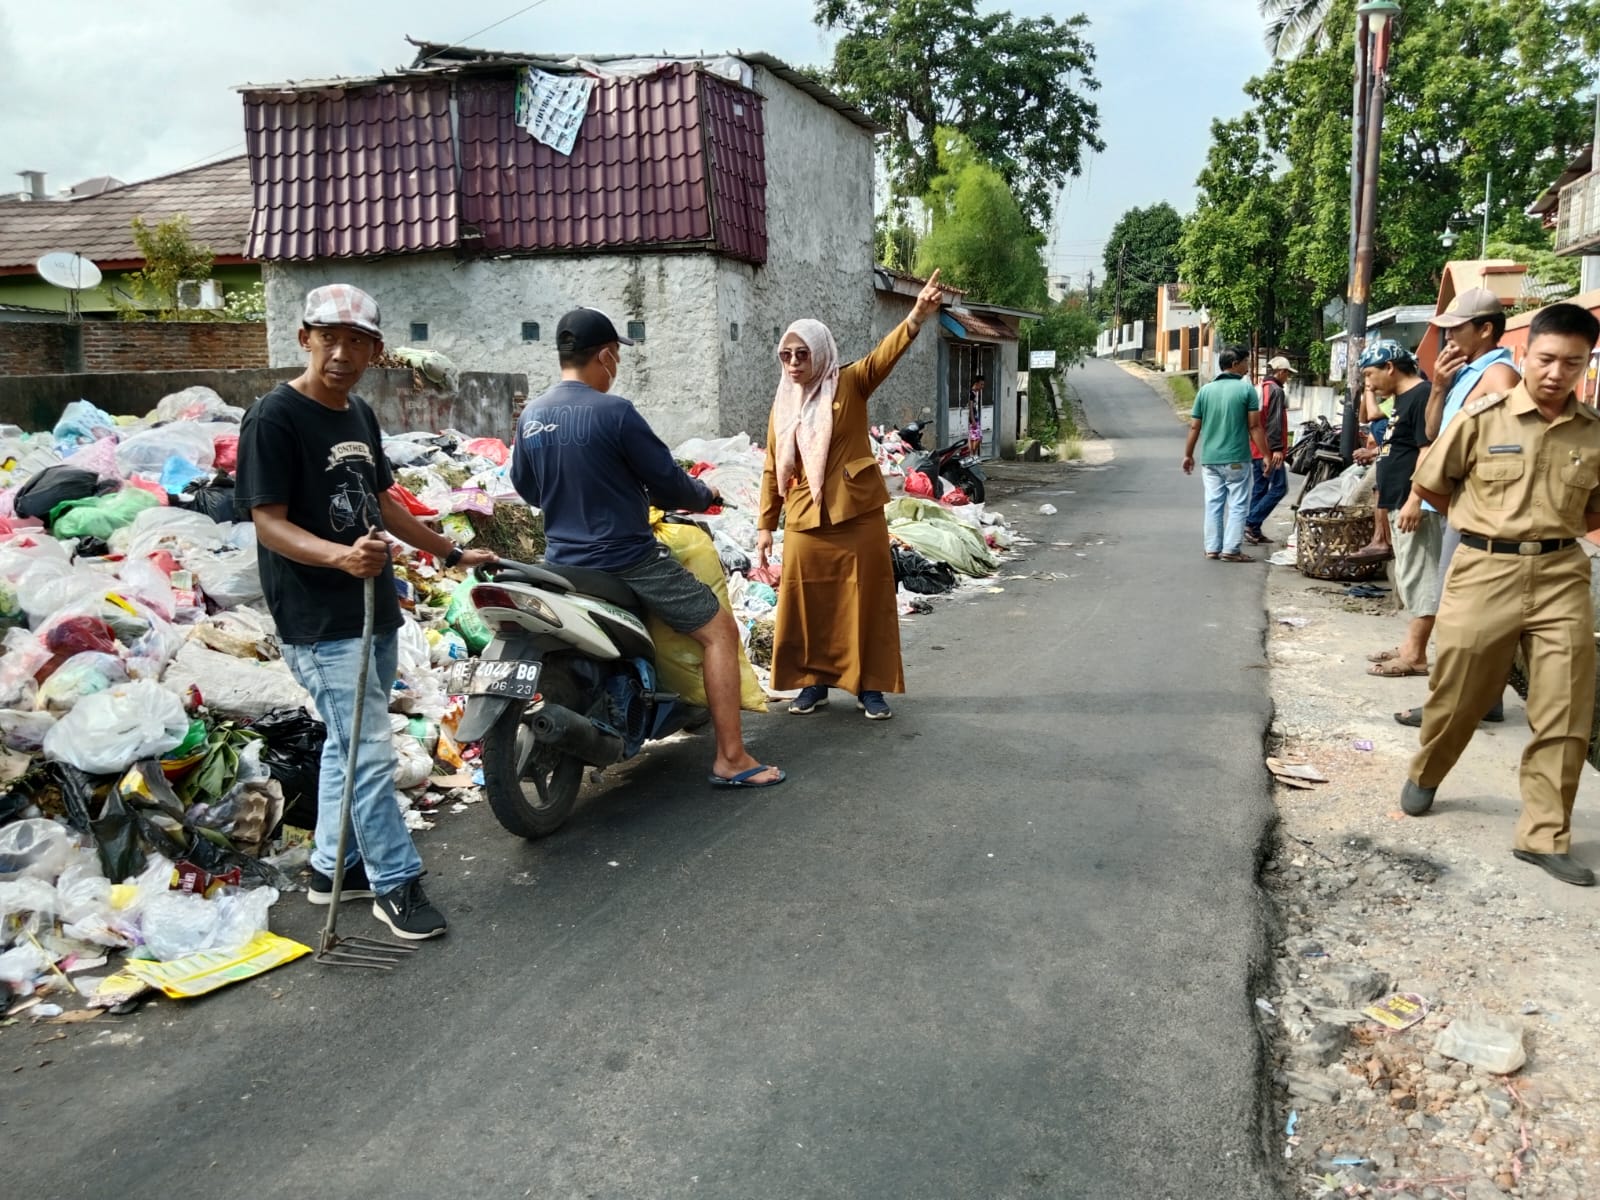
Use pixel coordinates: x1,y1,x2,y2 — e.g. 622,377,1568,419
234,382,400,644
1377,380,1433,510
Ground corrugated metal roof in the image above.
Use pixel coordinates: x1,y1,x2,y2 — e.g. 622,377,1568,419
702,73,768,262
244,81,458,261
459,67,717,255
244,63,769,264
942,309,1018,343
0,157,253,273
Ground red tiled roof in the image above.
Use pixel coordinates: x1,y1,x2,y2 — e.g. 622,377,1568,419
0,157,253,273
244,63,768,264
245,81,458,261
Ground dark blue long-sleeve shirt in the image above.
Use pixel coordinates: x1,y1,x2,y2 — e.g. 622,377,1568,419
508,381,714,570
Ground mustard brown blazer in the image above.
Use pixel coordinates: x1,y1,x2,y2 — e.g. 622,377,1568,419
759,320,918,533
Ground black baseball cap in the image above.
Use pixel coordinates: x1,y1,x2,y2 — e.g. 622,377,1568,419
556,307,634,352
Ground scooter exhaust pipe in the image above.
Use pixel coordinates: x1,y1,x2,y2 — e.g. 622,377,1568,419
530,703,623,768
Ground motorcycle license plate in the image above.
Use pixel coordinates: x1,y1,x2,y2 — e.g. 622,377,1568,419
463,659,542,700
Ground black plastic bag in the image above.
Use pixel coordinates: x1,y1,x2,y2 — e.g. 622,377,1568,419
13,465,100,520
176,473,236,524
91,785,146,882
892,546,958,595
248,707,325,830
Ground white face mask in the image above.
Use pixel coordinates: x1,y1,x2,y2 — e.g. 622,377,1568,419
599,348,618,391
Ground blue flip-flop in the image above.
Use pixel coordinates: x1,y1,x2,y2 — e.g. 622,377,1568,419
709,765,787,789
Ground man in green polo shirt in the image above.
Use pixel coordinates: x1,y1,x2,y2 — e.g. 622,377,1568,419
1182,345,1275,561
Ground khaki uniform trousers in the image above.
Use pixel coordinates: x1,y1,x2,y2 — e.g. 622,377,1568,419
1409,544,1595,854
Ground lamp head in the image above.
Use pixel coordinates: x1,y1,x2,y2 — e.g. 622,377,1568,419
1357,0,1402,34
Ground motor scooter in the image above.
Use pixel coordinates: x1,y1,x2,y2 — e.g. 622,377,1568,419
897,422,987,502
450,548,708,839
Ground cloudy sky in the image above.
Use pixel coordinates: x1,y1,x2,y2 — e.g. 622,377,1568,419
0,0,1270,281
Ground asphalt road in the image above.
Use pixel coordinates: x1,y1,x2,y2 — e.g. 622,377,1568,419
2,358,1282,1199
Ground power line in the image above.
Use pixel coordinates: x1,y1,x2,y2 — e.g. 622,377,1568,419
446,0,557,52
167,142,246,173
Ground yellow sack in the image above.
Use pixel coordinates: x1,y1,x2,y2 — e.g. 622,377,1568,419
648,512,767,713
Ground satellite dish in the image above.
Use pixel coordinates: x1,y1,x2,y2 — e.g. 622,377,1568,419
36,251,102,291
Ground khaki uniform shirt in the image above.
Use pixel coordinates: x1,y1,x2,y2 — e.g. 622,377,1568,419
760,321,917,533
1411,384,1600,541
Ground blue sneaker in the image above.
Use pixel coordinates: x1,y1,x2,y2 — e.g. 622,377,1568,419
857,692,893,720
789,685,829,714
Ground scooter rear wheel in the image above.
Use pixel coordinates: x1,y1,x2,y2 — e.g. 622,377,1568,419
481,664,586,839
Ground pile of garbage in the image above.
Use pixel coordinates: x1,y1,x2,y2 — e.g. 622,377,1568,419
0,389,1010,1013
666,432,1010,662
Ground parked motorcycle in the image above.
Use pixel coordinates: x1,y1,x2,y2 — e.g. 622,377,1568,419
1287,414,1345,509
450,550,709,840
897,422,987,502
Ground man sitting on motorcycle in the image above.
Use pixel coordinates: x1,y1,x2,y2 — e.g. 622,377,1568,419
509,308,785,790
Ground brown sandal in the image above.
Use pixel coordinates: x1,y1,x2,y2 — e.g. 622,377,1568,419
1368,659,1428,678
1219,551,1254,563
1367,647,1404,664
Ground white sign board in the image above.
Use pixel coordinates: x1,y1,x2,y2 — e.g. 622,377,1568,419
1028,350,1058,370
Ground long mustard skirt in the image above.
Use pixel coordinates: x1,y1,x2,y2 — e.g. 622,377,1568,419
771,509,905,695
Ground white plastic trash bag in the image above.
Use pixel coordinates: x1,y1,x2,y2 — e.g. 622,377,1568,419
114,423,216,477
42,679,190,774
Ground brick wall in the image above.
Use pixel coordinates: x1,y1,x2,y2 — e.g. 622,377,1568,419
0,323,71,375
0,320,267,376
79,322,268,371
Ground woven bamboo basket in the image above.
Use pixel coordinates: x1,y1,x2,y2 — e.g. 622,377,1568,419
1296,506,1384,582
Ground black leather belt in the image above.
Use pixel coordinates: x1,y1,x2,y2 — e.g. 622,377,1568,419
1459,534,1577,556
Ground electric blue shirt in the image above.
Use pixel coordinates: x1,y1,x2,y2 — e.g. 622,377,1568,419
508,381,713,571
1423,346,1517,513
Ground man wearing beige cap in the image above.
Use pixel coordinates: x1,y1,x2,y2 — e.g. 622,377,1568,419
236,285,494,941
1394,286,1521,727
1245,355,1295,544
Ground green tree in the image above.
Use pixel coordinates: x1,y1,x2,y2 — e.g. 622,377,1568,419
1259,0,1337,58
1103,202,1185,325
915,129,1047,310
813,0,1103,230
114,215,214,320
1187,0,1600,373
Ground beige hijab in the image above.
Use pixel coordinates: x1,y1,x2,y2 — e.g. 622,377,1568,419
772,319,841,505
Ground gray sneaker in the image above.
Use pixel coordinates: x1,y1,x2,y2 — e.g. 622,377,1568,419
789,685,829,714
1400,780,1436,816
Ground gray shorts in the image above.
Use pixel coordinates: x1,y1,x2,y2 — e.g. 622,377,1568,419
1392,511,1442,617
617,543,722,634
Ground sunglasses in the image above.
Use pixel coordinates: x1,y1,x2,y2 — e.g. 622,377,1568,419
778,348,811,364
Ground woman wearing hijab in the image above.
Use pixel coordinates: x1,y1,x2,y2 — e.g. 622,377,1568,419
755,270,947,721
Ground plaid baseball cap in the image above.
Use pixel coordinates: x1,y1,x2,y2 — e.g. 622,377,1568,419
302,284,382,340
1358,338,1412,369
556,307,634,352
1429,287,1503,329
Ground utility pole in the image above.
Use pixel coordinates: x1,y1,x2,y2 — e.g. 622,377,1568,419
1480,171,1492,258
1341,0,1401,462
1086,269,1094,308
1113,244,1127,333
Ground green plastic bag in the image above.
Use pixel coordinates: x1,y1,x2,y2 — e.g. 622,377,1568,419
445,577,491,654
49,487,159,541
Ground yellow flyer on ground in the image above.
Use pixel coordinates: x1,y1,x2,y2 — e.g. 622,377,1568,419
1364,991,1428,1031
122,932,312,999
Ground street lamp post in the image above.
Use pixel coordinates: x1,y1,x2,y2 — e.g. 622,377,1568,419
1340,0,1402,462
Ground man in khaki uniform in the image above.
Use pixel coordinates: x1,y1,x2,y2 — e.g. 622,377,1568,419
1401,303,1600,886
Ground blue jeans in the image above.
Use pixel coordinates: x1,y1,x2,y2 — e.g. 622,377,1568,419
281,629,421,896
1201,463,1251,554
1247,459,1288,531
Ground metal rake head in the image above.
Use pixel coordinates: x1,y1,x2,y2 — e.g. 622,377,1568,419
315,932,418,970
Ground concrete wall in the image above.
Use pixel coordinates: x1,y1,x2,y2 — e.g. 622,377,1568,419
712,65,878,441
0,320,266,375
264,252,721,447
0,367,528,439
868,291,941,431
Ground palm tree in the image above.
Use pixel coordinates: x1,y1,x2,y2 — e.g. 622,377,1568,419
1260,0,1336,58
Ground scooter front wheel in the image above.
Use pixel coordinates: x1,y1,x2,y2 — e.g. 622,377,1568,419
481,665,586,839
